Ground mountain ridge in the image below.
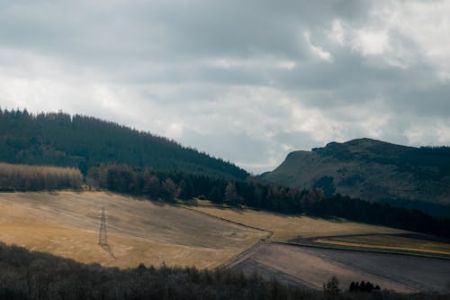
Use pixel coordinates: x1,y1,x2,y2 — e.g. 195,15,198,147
262,138,450,216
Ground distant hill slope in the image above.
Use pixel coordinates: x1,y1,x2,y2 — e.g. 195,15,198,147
261,138,450,216
0,109,248,179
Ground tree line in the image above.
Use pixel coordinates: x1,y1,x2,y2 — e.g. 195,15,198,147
0,163,82,191
88,164,450,239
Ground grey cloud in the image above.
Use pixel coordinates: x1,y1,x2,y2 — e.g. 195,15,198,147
0,0,449,173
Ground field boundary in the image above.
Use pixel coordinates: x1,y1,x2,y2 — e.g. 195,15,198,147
181,205,274,269
277,240,450,261
219,240,266,270
181,205,274,237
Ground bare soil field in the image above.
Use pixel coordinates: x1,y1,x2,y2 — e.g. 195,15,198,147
0,192,265,269
231,243,450,293
190,205,405,241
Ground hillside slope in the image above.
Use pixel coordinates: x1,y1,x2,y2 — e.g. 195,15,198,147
0,191,265,268
0,109,248,179
261,138,450,216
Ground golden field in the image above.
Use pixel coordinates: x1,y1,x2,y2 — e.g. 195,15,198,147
0,192,265,269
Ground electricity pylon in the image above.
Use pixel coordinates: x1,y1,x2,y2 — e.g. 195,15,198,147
98,206,108,246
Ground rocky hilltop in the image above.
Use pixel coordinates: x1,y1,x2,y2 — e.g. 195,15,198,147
262,138,450,216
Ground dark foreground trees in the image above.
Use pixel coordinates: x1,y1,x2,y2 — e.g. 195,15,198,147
349,281,381,293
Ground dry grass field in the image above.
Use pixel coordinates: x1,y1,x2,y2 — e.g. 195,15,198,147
316,234,450,256
0,192,265,269
189,205,404,241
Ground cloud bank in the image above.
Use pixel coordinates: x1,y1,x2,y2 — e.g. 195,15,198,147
1,0,449,173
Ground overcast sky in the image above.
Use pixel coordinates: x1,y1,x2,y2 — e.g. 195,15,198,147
1,0,450,173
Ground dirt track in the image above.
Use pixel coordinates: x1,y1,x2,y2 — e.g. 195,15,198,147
231,243,450,293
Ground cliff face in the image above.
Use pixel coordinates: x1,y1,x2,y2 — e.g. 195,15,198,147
262,138,450,216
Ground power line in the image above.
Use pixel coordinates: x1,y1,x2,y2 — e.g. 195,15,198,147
98,206,108,246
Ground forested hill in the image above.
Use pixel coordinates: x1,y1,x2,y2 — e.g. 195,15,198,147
261,138,450,216
0,109,248,179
